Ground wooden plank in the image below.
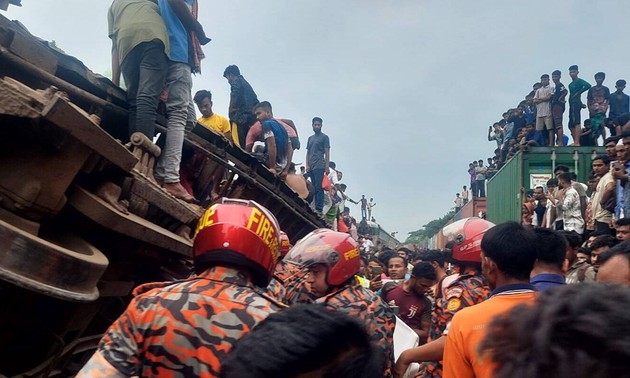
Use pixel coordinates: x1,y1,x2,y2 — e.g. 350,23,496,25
69,186,192,257
129,173,202,225
41,95,137,172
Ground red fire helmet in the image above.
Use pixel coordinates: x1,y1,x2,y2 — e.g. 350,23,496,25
280,231,291,256
193,198,281,286
285,228,360,286
442,217,495,263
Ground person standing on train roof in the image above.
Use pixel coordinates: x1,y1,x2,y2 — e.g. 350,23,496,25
223,64,259,147
75,199,281,378
306,117,330,216
153,0,210,203
107,0,169,140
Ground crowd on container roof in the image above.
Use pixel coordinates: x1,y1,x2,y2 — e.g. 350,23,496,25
453,65,630,215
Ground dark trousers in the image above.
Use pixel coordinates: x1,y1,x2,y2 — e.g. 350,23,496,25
121,40,168,139
310,168,325,211
476,179,486,197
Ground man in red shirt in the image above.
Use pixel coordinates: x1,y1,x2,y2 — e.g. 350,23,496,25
384,262,436,342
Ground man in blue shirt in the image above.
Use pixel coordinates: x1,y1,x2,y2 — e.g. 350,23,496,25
155,0,210,202
530,228,567,290
253,101,292,179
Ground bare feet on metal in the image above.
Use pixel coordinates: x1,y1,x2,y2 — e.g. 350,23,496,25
163,182,196,203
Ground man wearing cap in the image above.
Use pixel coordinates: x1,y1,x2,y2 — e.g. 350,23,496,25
609,79,629,135
568,65,592,146
551,70,568,146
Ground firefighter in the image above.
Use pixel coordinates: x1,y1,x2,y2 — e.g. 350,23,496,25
285,228,396,377
266,231,316,305
395,217,494,378
76,198,281,378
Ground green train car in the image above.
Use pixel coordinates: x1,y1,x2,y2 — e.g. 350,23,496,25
486,146,606,224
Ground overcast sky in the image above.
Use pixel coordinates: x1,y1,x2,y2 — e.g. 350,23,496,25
5,0,630,240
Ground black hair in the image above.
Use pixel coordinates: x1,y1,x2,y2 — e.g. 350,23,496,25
220,304,385,378
480,222,538,280
592,154,611,165
552,70,561,76
546,178,559,187
577,246,592,257
598,239,630,265
590,235,618,251
312,117,323,124
480,283,630,378
557,172,572,184
541,74,550,79
223,64,240,77
617,218,630,227
558,230,582,249
595,71,606,79
424,249,448,267
377,250,396,267
253,101,272,112
329,161,336,169
193,89,212,104
387,254,408,267
554,165,570,173
411,261,437,281
533,228,567,270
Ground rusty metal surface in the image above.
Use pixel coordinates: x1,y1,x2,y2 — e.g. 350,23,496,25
0,218,108,302
69,185,193,257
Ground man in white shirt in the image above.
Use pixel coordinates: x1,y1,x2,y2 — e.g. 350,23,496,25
591,155,616,236
534,74,556,146
556,173,584,235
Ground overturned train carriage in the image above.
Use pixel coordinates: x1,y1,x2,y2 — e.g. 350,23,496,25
0,14,324,377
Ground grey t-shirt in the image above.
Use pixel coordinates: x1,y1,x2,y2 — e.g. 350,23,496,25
306,132,330,170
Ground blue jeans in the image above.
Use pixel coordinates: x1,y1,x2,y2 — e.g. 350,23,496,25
121,40,168,139
154,62,192,184
310,168,325,212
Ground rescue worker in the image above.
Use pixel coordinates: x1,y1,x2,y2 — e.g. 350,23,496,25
266,231,316,305
285,229,396,377
442,221,538,378
395,217,494,378
76,199,281,378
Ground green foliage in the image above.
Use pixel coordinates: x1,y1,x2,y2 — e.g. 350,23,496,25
405,211,455,244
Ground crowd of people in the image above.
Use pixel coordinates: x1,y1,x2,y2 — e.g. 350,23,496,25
75,202,630,378
101,4,630,377
452,66,630,215
108,0,371,229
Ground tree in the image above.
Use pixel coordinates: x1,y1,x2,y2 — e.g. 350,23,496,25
405,211,455,245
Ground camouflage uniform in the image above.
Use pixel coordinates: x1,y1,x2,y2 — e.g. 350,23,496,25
317,283,396,377
97,266,280,377
266,260,316,305
419,270,490,378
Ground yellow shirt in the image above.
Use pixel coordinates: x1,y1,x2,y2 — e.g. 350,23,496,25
198,113,231,134
443,289,537,378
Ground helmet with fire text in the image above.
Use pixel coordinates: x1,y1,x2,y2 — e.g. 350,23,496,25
280,231,292,256
442,217,495,263
285,228,360,286
193,198,281,286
